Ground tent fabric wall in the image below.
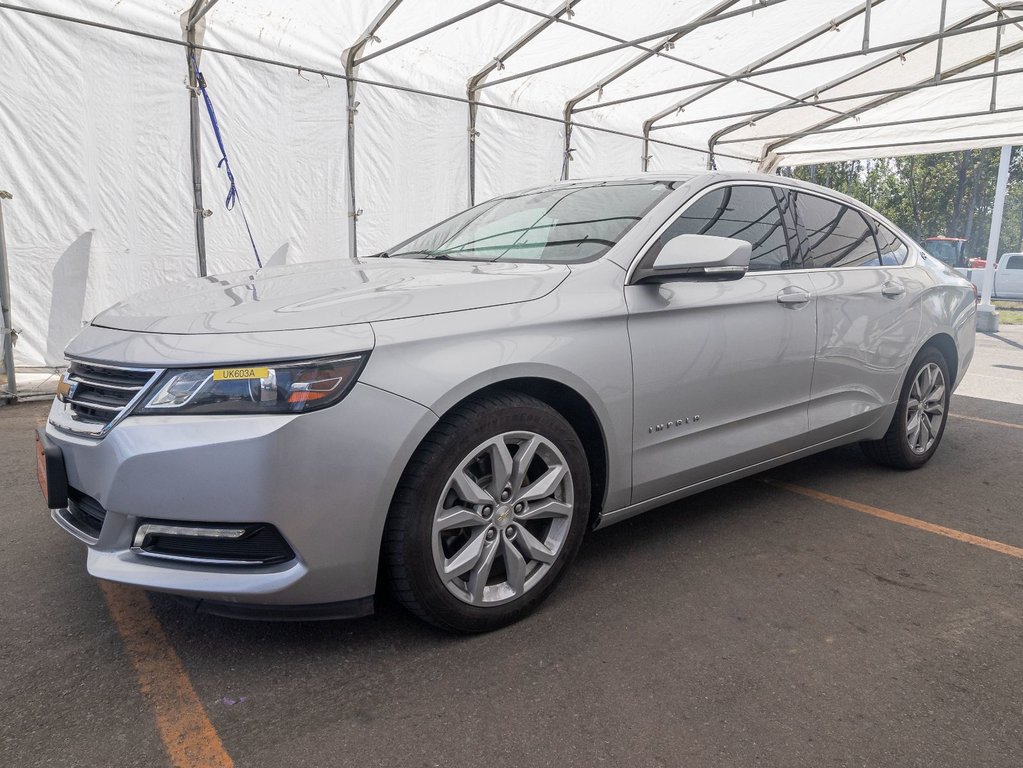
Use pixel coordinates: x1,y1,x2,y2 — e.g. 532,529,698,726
2,0,1022,370
0,8,190,368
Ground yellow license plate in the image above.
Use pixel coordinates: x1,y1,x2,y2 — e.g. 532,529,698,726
212,366,270,381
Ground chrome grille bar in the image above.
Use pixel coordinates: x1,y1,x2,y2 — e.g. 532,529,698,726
49,358,162,438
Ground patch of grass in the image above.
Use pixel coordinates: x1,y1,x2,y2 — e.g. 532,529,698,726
994,300,1023,325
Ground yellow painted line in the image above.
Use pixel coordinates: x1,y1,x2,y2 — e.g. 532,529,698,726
100,582,234,768
949,413,1023,430
765,480,1023,560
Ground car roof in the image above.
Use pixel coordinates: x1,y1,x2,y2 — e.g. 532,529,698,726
515,171,918,252
527,172,871,209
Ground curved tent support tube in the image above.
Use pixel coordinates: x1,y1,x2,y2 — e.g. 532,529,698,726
476,0,790,93
586,8,1023,115
642,0,885,161
559,0,744,178
642,0,883,166
467,0,582,204
702,4,1023,169
758,38,1023,170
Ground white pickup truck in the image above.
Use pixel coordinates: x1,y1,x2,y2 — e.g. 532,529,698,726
958,253,1023,299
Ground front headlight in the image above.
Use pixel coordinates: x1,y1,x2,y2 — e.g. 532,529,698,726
135,355,368,416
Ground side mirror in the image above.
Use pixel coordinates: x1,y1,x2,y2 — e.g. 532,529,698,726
633,234,751,283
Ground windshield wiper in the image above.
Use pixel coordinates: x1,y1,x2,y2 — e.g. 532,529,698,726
387,249,446,259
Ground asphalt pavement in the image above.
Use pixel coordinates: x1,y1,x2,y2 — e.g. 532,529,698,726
1,391,1021,768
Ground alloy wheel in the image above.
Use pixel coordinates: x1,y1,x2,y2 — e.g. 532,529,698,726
431,431,574,606
906,362,945,454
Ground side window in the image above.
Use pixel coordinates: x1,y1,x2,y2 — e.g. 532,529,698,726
1005,255,1023,270
795,193,881,268
875,223,910,266
648,185,796,271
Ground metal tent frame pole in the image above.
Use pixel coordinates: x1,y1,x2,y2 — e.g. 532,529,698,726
576,8,1023,113
774,132,1023,158
355,0,503,66
476,0,790,92
0,2,778,170
184,1,215,277
504,0,841,114
702,4,1023,168
0,190,15,404
343,1,405,262
648,63,1023,135
641,0,883,169
714,104,1023,145
752,38,1023,170
467,0,582,205
557,0,743,179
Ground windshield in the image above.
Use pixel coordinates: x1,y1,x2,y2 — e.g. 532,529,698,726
382,181,676,264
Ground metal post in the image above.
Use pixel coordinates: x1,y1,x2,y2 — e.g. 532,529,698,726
977,145,1012,332
935,0,948,81
862,0,872,51
0,190,16,404
991,11,1003,110
343,0,405,261
467,0,582,204
185,1,209,277
344,76,360,261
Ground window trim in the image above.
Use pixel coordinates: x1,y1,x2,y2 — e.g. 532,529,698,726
625,179,918,285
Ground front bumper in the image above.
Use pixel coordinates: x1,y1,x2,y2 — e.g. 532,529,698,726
46,381,437,609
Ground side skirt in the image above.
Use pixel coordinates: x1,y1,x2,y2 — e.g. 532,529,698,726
596,404,896,529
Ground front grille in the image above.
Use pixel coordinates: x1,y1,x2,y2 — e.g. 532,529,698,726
65,487,107,539
133,522,296,567
61,359,160,433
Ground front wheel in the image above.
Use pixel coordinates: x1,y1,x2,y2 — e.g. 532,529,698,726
383,391,590,633
861,347,950,470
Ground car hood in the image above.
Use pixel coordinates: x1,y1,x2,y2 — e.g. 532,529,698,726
92,259,570,334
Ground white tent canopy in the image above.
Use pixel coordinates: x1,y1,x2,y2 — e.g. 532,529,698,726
1,0,1021,369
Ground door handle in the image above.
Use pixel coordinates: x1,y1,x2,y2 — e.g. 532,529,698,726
881,281,906,299
776,289,811,306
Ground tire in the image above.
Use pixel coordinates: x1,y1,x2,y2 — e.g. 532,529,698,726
860,347,951,470
383,391,591,633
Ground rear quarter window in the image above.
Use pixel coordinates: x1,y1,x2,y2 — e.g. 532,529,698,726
794,192,881,268
875,223,910,266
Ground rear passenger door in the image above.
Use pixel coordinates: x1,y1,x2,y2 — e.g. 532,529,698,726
626,183,817,503
792,191,921,439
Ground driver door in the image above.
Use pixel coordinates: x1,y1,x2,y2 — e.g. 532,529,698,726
625,183,817,503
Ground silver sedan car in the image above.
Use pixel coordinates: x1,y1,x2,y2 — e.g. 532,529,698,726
38,173,976,632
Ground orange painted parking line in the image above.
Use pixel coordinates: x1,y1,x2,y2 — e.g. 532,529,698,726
100,582,233,768
765,480,1023,560
949,413,1023,430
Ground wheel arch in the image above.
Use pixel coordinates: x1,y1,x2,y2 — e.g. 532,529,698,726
395,373,612,528
922,332,959,387
470,377,609,527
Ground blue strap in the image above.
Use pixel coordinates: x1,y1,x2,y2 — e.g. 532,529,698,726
190,54,263,269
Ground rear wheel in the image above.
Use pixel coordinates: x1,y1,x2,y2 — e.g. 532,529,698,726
384,391,590,633
860,347,950,470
